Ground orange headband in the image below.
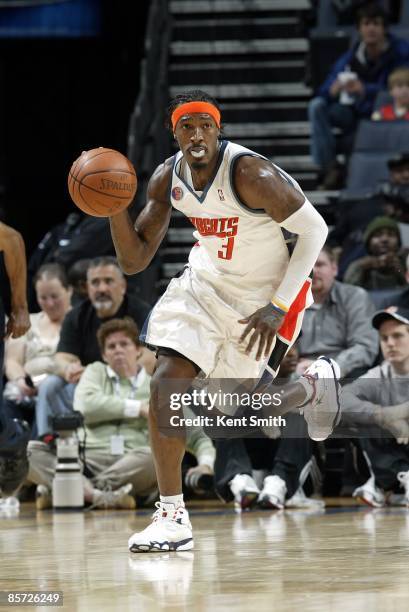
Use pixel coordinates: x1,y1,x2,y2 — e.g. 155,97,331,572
171,101,221,130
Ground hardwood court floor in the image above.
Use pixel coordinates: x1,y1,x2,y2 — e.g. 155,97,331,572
1,500,409,612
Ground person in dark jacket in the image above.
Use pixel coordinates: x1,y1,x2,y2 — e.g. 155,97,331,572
343,216,406,289
27,213,115,311
308,1,409,189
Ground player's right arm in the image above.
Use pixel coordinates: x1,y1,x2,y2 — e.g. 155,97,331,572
109,160,173,275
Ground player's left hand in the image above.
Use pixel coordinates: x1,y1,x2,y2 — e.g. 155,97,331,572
238,303,285,361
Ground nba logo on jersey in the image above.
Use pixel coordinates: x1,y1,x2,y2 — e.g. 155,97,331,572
218,189,225,201
172,186,184,201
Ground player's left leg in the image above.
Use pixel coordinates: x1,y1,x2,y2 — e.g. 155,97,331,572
255,285,342,441
266,283,342,441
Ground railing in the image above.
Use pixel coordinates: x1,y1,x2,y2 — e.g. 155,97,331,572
125,0,171,303
127,0,172,219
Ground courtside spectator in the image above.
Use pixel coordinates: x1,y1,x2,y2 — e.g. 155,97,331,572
28,317,155,509
372,67,409,120
379,152,409,245
215,345,321,510
342,308,409,507
4,264,72,435
308,2,409,189
343,216,406,289
34,256,151,440
28,317,214,509
330,152,409,278
297,245,379,377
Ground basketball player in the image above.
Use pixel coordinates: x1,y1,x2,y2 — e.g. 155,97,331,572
0,221,31,495
110,91,341,553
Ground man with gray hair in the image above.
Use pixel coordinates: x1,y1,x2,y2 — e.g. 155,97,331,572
297,245,379,378
35,256,151,442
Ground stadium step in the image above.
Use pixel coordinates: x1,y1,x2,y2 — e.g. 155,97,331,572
270,155,318,171
170,38,308,57
169,83,312,101
221,101,308,123
170,0,311,15
170,59,306,86
224,121,310,138
172,16,302,40
290,172,317,190
236,138,310,156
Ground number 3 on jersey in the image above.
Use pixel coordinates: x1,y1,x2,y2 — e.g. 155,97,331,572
218,217,239,260
218,236,235,260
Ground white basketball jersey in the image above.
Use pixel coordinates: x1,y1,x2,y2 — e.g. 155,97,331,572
169,140,304,304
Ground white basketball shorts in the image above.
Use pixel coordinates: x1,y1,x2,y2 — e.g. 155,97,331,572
141,266,311,380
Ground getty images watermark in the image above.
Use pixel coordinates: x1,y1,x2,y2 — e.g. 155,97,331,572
169,388,286,428
157,378,288,438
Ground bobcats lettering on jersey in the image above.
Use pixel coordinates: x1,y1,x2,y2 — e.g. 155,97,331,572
188,216,239,238
189,216,239,260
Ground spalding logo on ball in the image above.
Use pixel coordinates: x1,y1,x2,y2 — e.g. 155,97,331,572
68,147,137,217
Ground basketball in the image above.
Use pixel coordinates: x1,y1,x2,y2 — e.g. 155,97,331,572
67,147,137,217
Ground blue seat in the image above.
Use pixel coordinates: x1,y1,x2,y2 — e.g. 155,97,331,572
353,120,409,153
368,288,404,309
346,152,391,190
317,1,337,27
317,0,389,27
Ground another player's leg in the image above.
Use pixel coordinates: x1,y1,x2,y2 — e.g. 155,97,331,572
128,352,198,553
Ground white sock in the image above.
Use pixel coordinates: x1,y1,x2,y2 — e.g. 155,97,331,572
160,494,184,507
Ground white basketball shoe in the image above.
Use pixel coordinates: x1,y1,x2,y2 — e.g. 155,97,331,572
299,356,342,441
285,486,325,510
352,476,386,508
258,475,287,510
128,502,193,553
229,474,260,510
397,471,409,506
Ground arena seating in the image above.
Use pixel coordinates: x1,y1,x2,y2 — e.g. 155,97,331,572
346,152,391,191
353,119,409,153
